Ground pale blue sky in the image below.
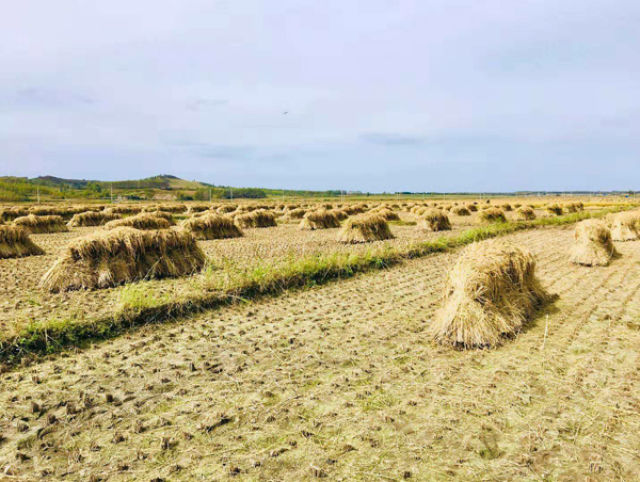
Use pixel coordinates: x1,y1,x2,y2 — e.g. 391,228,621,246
2,1,639,191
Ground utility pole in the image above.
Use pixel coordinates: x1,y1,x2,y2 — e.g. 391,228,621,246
230,187,233,200
209,188,211,203
36,186,40,204
110,184,113,203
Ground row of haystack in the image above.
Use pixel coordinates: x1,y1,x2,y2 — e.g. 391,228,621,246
428,209,630,350
14,214,68,234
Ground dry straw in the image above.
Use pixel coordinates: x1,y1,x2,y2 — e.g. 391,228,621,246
452,206,471,216
299,209,341,230
0,207,29,222
418,209,451,231
546,204,563,216
181,213,243,239
331,208,349,221
570,219,618,266
105,213,172,230
14,214,68,234
0,225,44,259
515,206,536,221
234,209,277,228
67,210,121,227
480,208,507,223
337,214,394,243
40,227,205,292
283,208,306,220
430,239,550,348
372,207,400,221
610,211,640,241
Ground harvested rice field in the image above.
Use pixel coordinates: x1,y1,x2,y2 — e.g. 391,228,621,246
2,224,640,480
0,203,571,337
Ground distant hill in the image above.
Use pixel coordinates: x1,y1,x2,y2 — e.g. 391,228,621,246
0,174,343,202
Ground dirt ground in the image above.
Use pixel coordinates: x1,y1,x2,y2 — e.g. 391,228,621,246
1,224,639,480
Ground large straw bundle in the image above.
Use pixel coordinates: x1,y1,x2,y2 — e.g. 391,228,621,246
235,209,277,228
610,211,640,241
418,209,451,231
343,204,366,215
145,210,176,225
29,206,67,216
181,213,243,240
430,240,550,348
109,205,143,215
299,209,341,230
372,207,400,221
105,213,171,230
0,207,29,222
480,208,507,224
570,220,618,266
67,211,121,227
336,214,393,243
40,227,205,292
282,208,306,221
467,204,478,212
14,214,68,234
331,208,349,221
500,203,513,212
0,225,44,259
565,202,584,213
546,204,563,216
515,206,536,221
452,206,471,216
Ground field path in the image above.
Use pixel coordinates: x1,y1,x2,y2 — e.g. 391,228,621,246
2,225,640,480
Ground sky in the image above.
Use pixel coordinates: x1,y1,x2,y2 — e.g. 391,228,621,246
1,0,639,192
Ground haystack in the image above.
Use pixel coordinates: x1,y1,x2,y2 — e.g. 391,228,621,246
430,239,550,348
480,208,507,223
109,205,143,215
235,209,277,228
343,204,366,215
283,208,306,221
14,214,68,234
372,207,400,221
145,210,176,225
299,209,341,230
467,204,478,212
331,209,348,221
418,209,451,231
610,211,640,241
336,214,394,243
570,220,618,266
0,207,29,222
105,213,171,230
217,205,237,214
40,227,205,292
452,206,471,216
565,202,584,213
515,206,536,221
546,204,563,216
67,210,121,227
500,203,513,212
0,225,44,259
181,213,243,240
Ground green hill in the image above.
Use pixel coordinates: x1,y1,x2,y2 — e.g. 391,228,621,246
0,174,343,202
